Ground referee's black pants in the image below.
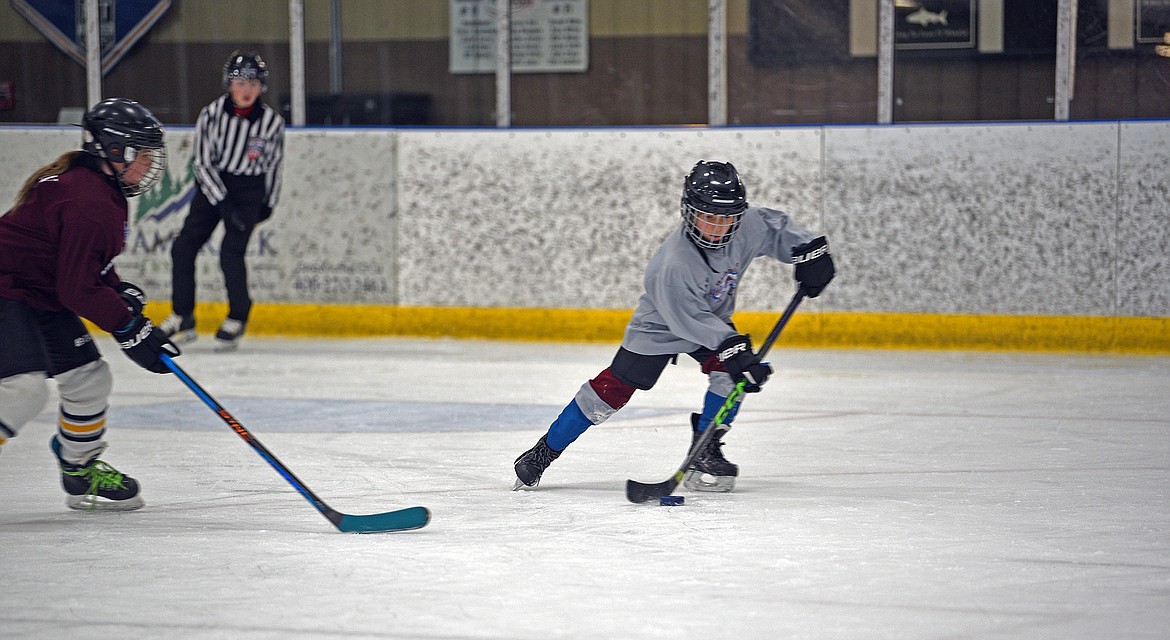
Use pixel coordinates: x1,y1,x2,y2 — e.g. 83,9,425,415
170,188,256,323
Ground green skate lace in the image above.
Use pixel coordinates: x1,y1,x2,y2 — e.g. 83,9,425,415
64,461,128,499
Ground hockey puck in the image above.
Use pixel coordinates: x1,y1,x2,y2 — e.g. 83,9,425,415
659,495,685,506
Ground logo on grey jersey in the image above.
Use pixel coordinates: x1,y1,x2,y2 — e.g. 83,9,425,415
707,267,740,301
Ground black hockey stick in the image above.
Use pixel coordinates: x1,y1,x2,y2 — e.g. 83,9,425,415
160,354,430,533
625,287,807,503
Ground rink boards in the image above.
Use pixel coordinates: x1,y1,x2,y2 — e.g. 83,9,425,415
1,121,1167,352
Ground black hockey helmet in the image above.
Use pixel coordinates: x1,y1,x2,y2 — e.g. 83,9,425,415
680,160,748,249
81,97,167,198
223,51,269,92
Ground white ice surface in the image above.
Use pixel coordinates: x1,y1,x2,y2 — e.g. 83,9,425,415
2,337,1168,639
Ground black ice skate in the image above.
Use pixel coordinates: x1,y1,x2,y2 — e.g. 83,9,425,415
160,313,197,345
51,436,144,511
683,413,738,492
214,318,246,352
513,435,561,490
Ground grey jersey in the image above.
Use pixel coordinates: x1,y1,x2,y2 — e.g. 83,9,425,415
621,206,816,356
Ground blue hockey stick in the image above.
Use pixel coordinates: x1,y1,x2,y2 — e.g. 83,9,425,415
161,354,429,533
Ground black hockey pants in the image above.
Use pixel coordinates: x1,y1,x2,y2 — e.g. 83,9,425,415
170,188,257,322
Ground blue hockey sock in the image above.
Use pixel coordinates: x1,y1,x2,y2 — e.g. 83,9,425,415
696,390,740,433
546,399,593,451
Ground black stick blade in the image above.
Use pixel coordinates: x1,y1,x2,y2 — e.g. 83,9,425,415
626,476,680,504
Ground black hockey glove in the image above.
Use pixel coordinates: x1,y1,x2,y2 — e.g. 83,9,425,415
257,204,273,223
716,334,773,393
113,281,147,316
113,315,180,374
792,236,835,298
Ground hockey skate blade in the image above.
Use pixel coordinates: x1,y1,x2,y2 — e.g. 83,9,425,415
66,494,145,511
213,339,240,353
168,330,198,346
682,470,735,492
512,477,539,491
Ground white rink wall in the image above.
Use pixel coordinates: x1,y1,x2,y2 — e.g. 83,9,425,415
2,122,1167,317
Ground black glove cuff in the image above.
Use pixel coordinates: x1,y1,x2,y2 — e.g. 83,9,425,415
792,236,829,264
113,315,150,342
114,281,147,316
716,334,771,391
716,334,753,366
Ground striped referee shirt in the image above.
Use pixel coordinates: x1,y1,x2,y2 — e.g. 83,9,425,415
193,95,285,208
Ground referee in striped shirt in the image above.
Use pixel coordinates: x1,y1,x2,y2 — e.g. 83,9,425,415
162,51,285,352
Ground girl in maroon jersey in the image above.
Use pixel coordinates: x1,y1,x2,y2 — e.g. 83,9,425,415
0,98,180,511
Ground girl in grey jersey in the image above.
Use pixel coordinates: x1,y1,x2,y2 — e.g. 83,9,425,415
514,161,835,492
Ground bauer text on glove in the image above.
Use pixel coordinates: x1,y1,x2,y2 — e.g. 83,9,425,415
792,236,835,298
114,315,181,374
717,334,773,393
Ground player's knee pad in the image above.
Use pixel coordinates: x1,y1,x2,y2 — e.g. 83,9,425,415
580,368,637,421
54,359,112,418
706,370,736,398
0,372,50,439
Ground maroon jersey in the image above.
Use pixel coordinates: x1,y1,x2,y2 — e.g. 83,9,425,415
0,159,135,333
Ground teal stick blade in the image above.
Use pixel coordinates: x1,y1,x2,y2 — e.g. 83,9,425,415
337,506,431,533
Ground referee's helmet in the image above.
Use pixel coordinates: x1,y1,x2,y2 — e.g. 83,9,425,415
223,51,269,92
